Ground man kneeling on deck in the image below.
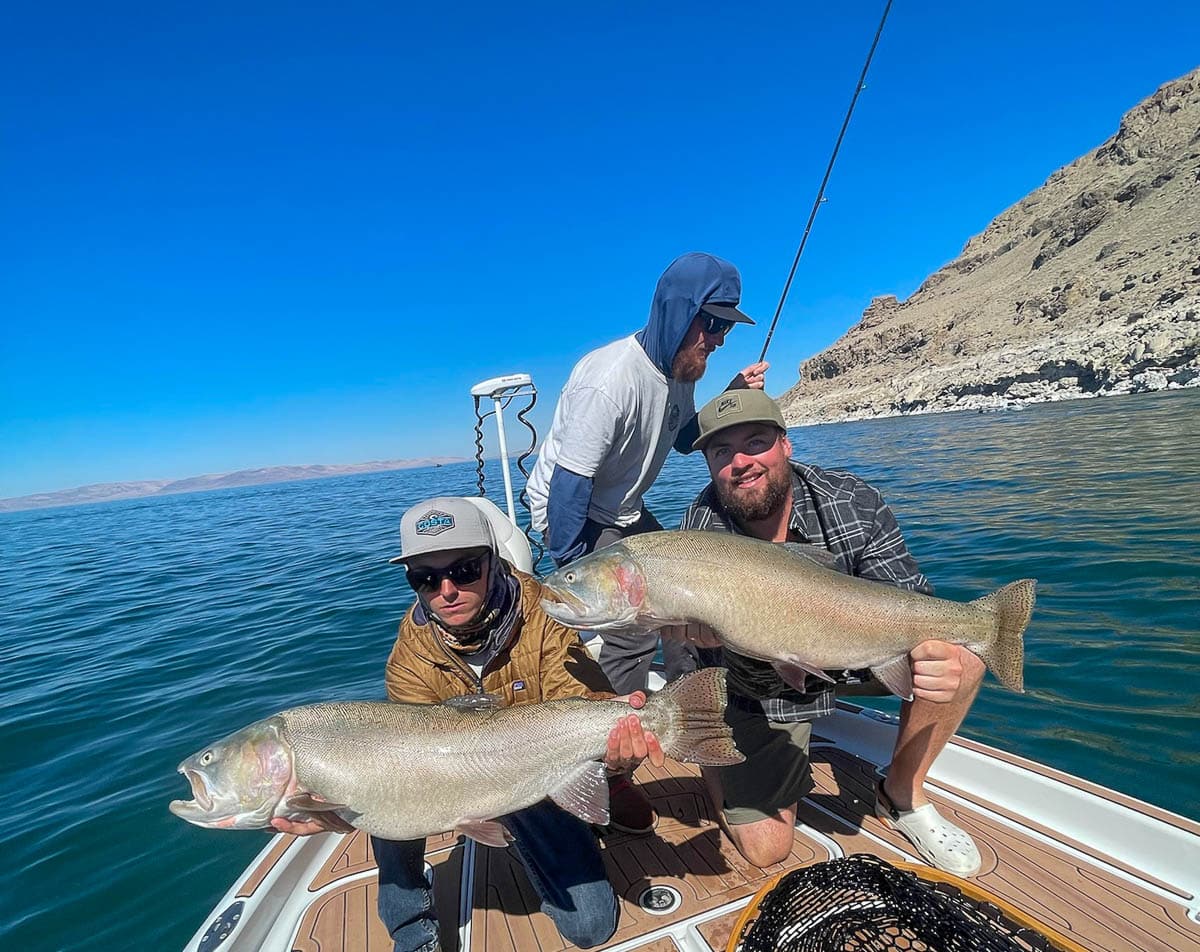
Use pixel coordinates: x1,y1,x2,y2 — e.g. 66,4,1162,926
670,391,985,877
275,496,662,951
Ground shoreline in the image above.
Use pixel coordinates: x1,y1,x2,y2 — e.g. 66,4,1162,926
784,371,1200,428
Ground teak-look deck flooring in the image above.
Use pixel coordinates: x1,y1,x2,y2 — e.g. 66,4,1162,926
271,731,1200,952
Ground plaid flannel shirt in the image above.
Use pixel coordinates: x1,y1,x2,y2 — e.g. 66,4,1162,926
680,461,931,721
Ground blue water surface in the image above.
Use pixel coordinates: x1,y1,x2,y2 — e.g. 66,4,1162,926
1,388,1197,951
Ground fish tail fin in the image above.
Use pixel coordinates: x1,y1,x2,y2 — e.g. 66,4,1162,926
645,668,744,766
969,579,1036,693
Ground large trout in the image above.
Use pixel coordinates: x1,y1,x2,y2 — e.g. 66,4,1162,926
169,667,740,845
539,531,1034,697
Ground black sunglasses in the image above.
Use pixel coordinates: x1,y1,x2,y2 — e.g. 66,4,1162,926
405,554,486,592
701,313,736,336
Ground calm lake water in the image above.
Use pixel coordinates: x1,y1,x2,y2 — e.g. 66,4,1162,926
1,388,1197,951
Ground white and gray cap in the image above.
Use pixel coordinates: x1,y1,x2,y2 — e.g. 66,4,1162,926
390,496,505,563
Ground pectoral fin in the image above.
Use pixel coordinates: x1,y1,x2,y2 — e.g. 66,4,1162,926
549,760,610,825
285,793,350,813
869,656,914,700
455,820,512,848
773,660,835,692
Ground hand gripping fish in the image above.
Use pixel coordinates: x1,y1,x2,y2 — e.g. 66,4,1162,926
539,531,1035,699
169,667,741,846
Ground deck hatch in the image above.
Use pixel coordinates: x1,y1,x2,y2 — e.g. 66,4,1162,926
197,900,243,949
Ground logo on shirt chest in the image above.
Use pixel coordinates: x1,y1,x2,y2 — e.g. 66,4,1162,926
512,680,526,692
667,403,680,432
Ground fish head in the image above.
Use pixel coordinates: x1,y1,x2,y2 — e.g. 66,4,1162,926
540,545,648,630
169,716,294,830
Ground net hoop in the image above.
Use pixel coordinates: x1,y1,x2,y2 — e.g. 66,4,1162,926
727,854,1089,952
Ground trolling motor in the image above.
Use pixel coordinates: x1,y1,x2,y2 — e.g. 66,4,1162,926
470,374,543,565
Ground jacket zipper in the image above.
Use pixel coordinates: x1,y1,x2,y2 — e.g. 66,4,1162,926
433,633,486,695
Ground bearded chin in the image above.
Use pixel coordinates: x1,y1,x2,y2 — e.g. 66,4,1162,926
719,473,790,524
671,351,707,383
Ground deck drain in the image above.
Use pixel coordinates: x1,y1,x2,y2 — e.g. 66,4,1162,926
637,885,682,916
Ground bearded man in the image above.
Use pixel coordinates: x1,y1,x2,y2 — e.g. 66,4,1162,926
673,389,987,877
527,251,769,696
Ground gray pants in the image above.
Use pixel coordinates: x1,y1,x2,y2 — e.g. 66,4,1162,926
584,510,699,694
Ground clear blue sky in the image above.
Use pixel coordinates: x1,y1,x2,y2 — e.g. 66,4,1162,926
3,2,1197,498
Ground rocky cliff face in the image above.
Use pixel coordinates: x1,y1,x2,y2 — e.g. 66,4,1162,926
778,67,1200,425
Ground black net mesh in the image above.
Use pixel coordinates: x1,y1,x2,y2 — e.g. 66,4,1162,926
735,855,1067,952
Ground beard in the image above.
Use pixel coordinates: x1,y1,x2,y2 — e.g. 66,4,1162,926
716,463,791,524
671,346,708,382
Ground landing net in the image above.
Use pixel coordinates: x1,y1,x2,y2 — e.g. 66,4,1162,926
730,854,1084,952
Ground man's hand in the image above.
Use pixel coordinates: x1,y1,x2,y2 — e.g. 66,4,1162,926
729,361,769,390
909,640,968,703
659,621,723,649
270,813,355,836
605,692,666,772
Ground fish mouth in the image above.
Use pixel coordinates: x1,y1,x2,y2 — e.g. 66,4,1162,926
173,766,213,814
539,593,638,630
540,584,588,616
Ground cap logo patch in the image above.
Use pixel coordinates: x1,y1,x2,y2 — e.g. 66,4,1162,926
715,394,742,418
415,510,455,535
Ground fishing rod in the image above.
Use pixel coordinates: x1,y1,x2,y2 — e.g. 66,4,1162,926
758,0,894,364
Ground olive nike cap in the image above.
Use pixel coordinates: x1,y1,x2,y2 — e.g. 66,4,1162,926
692,389,787,451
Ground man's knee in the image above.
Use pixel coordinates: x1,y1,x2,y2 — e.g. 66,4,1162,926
552,892,618,948
737,837,794,868
726,815,797,868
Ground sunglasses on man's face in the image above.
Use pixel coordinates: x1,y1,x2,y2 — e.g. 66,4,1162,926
405,555,486,592
701,314,736,336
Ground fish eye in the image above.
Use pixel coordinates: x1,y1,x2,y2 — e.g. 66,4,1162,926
565,571,576,583
200,750,214,765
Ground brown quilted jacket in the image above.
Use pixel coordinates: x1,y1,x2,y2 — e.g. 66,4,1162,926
384,569,615,706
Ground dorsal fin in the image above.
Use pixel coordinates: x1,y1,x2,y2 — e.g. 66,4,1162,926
781,542,843,572
443,693,502,711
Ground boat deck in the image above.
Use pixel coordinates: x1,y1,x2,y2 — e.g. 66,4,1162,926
232,708,1200,952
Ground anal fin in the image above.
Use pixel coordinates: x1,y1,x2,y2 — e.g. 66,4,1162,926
549,761,610,825
869,656,914,700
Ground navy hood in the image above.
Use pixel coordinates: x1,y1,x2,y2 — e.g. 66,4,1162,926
636,252,743,377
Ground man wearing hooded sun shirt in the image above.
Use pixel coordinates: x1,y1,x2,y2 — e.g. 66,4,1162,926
527,252,768,695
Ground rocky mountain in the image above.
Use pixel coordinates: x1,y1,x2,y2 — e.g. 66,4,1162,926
778,67,1200,425
0,458,467,513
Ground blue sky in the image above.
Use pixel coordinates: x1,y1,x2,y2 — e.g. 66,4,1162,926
3,2,1197,499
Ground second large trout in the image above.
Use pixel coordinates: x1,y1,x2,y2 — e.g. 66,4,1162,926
540,531,1034,697
169,667,741,845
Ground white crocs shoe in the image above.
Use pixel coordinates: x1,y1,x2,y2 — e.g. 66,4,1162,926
875,781,982,877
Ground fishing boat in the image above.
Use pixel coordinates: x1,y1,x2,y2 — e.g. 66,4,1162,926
179,374,1200,952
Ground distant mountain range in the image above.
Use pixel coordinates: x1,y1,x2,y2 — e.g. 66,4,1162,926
779,66,1200,424
0,458,468,513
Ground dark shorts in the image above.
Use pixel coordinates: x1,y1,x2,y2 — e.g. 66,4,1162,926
717,680,890,826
